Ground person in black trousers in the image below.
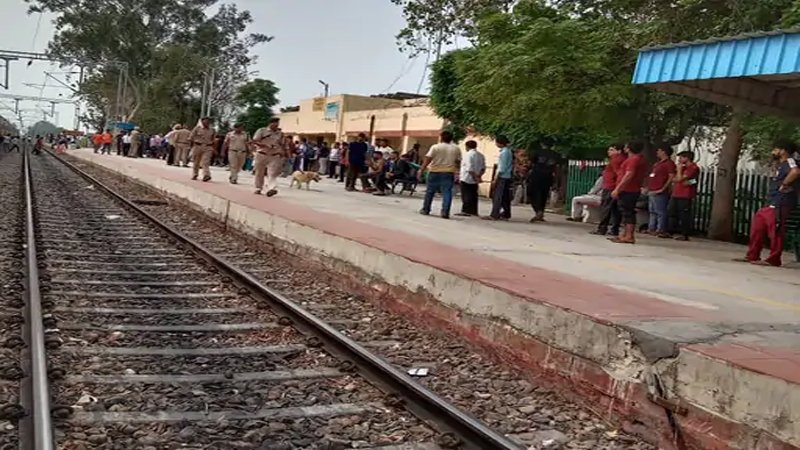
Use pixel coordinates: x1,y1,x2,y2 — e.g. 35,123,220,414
485,136,513,221
457,140,486,216
668,150,700,241
527,155,555,222
592,144,626,236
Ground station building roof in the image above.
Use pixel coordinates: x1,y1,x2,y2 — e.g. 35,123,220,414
633,30,800,119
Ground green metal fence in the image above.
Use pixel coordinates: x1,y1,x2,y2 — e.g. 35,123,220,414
566,160,796,249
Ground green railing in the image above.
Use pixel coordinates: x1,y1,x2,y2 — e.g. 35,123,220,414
566,160,797,249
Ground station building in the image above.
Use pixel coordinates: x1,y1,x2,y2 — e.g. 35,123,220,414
277,93,501,173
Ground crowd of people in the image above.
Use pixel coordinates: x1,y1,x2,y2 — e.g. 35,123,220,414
1,133,70,154
86,118,799,267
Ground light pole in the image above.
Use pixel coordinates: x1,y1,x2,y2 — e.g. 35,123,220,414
318,80,329,98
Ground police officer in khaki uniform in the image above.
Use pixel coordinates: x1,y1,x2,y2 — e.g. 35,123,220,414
189,117,216,181
172,124,192,167
251,117,287,197
224,123,249,184
129,127,141,158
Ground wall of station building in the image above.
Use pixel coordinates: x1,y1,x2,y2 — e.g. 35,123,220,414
277,95,500,173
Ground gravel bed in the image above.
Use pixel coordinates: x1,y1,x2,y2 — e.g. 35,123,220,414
64,155,658,449
58,311,274,326
55,376,381,413
56,410,435,450
48,295,257,311
59,327,305,349
0,152,24,450
54,350,339,376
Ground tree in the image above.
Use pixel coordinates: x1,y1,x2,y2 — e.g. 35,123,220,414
25,0,271,132
235,79,280,136
415,0,800,240
390,0,514,55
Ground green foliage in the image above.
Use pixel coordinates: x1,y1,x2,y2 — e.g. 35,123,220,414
422,0,797,158
26,0,272,133
0,115,19,136
390,0,514,54
234,79,280,136
743,115,800,161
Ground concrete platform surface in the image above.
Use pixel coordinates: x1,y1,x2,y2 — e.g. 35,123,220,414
65,149,800,449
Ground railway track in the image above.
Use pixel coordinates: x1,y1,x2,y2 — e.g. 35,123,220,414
17,151,521,449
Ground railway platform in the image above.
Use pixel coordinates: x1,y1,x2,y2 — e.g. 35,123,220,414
67,148,800,449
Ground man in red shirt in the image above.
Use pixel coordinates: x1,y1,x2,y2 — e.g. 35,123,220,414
592,144,625,236
611,142,648,244
668,150,700,241
646,144,677,237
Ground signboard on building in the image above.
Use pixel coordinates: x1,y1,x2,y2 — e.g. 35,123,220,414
324,102,340,121
312,97,325,111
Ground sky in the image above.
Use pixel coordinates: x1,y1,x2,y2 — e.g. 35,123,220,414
0,0,434,131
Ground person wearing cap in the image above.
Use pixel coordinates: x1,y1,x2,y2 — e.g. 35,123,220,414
668,150,700,241
251,117,287,197
189,117,216,181
224,123,249,184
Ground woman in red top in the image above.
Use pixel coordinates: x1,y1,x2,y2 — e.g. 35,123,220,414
611,142,648,244
668,150,700,241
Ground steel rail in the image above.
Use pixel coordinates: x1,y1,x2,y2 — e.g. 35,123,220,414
23,150,55,450
45,150,522,450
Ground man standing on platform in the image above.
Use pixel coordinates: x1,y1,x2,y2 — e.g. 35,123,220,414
591,144,625,236
457,140,486,216
345,134,369,192
610,142,648,244
419,131,461,219
225,123,249,184
668,150,700,241
251,117,287,197
485,136,514,221
189,117,216,182
646,144,676,237
737,141,800,267
129,127,142,158
172,124,191,167
100,129,113,155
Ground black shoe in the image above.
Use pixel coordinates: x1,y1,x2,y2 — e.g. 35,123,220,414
441,213,450,219
266,189,278,197
419,210,430,216
191,175,198,180
566,217,580,222
202,175,211,182
589,229,606,235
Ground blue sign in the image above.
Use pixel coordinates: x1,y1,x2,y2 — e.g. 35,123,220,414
324,102,339,121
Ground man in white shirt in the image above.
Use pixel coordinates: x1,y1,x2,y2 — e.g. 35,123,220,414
566,175,604,222
419,131,461,219
377,138,394,158
457,140,486,216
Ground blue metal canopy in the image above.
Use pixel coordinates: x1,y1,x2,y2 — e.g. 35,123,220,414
633,30,800,119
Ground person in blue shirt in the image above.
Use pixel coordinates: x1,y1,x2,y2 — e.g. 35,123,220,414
485,136,513,220
739,140,800,267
